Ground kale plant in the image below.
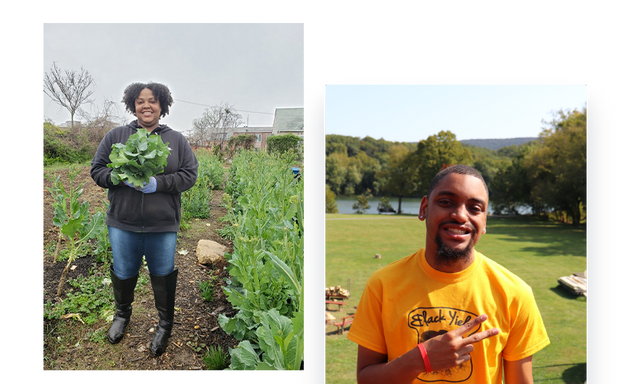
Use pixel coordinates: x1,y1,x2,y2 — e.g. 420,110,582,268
107,128,170,188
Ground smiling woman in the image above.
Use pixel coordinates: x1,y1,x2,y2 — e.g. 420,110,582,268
90,81,198,358
122,82,174,132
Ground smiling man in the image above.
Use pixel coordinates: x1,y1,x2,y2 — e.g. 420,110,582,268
347,165,549,384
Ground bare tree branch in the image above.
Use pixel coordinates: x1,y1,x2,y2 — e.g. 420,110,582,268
77,97,127,148
43,62,95,129
190,102,243,149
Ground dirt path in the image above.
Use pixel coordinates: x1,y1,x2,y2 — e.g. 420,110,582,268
43,166,239,370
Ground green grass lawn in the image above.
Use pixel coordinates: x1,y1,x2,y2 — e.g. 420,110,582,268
326,214,586,384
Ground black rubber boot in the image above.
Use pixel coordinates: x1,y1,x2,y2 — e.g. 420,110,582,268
149,269,178,357
108,266,138,344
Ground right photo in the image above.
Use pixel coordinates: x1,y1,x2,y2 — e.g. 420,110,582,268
324,85,586,384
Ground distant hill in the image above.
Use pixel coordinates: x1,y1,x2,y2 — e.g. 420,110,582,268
459,137,537,150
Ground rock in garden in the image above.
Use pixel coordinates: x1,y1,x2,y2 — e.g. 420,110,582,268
196,239,227,267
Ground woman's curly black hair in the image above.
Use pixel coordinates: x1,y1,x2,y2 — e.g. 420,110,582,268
122,82,174,118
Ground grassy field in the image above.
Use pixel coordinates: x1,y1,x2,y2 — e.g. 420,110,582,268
325,214,586,384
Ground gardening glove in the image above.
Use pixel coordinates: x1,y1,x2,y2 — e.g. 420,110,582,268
136,177,157,194
117,173,136,189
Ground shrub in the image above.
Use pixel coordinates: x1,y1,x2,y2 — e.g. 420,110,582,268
267,134,303,157
353,189,372,214
44,122,94,165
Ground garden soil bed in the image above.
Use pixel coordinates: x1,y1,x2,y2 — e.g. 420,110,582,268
43,166,240,370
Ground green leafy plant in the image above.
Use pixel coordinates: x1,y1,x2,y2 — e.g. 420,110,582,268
198,280,215,302
93,206,111,264
203,345,230,370
195,149,225,189
227,307,303,370
218,151,304,370
181,150,225,220
46,168,106,296
182,182,211,220
107,128,170,187
187,335,207,353
44,272,114,325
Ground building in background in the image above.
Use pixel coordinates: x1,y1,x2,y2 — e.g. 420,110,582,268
232,107,303,150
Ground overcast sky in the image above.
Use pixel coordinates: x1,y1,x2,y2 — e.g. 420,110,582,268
44,23,303,133
326,84,586,142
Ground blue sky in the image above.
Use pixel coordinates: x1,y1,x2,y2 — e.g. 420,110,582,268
325,84,586,142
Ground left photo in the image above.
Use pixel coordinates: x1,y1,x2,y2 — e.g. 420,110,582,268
43,23,304,370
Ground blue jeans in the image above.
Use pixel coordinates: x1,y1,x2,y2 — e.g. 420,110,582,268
108,226,177,279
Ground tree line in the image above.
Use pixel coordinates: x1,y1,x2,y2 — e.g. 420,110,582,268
326,108,586,225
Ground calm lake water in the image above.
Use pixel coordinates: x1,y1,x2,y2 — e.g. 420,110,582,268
334,197,519,215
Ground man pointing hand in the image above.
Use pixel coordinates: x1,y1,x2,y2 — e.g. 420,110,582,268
347,165,549,384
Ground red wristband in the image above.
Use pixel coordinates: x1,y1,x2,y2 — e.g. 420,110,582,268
418,343,432,373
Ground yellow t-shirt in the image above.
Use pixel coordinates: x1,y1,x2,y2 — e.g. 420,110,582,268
347,249,550,383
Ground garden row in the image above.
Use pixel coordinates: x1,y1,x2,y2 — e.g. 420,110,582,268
217,150,305,370
181,149,225,220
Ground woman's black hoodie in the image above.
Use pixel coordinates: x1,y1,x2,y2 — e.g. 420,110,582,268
90,120,198,232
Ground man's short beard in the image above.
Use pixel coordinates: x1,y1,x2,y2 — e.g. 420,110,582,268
434,231,475,268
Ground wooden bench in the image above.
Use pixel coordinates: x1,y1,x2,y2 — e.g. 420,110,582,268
326,294,348,302
333,315,355,334
325,300,346,311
